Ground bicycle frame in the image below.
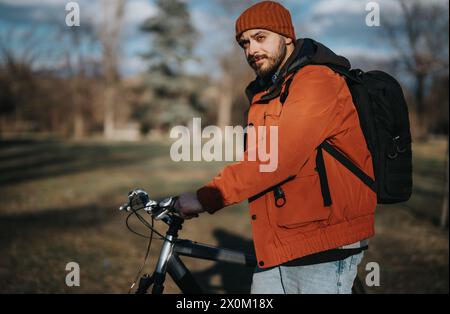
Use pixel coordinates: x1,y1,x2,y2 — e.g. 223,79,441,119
135,215,257,294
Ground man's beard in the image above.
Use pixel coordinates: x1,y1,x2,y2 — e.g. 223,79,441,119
248,39,287,80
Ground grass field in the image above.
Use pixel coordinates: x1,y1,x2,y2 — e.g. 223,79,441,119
0,137,448,293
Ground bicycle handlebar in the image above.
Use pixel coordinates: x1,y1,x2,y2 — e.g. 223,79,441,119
119,189,179,221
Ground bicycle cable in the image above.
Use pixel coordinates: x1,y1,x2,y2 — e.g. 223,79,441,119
124,206,176,293
127,214,154,294
125,207,168,240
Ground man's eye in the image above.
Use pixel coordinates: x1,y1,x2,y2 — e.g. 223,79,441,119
256,36,265,42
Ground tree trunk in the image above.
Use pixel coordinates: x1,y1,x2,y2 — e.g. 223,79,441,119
100,0,124,140
103,85,115,139
415,73,427,140
74,111,85,140
217,74,233,130
440,139,449,229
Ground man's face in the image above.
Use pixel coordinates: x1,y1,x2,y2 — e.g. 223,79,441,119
238,29,288,79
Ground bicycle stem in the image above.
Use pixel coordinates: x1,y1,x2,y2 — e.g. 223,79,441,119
151,216,184,294
155,235,175,274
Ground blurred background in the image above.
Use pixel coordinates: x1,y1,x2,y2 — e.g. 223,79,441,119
0,0,448,294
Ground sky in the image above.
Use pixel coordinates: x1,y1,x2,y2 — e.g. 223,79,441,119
0,0,447,78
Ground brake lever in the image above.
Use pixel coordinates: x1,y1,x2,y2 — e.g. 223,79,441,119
145,196,179,220
119,202,131,212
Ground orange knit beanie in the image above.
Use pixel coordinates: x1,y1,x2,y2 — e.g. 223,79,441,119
235,1,296,42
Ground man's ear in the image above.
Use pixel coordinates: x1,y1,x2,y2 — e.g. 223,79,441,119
284,37,294,45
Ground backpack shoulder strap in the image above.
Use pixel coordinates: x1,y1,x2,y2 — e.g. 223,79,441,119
280,62,363,106
325,64,363,84
321,141,377,192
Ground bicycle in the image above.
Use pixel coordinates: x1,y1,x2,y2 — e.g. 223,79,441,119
119,188,366,294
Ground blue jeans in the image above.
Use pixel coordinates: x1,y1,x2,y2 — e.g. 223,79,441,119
250,252,364,294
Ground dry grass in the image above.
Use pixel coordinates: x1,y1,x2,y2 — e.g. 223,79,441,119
0,138,253,293
0,137,448,293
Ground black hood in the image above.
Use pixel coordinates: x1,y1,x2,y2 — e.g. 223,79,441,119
288,38,351,72
245,38,351,104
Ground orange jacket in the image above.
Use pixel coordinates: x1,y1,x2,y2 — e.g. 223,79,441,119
197,64,377,269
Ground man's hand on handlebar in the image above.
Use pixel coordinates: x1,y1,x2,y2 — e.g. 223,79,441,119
174,192,205,220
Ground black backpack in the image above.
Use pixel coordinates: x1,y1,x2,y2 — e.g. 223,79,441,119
281,40,413,205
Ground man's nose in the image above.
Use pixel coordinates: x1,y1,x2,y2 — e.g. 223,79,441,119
247,41,259,58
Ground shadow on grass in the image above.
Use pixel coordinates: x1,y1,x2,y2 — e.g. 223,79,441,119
0,203,116,246
191,228,255,294
0,200,133,293
0,139,169,186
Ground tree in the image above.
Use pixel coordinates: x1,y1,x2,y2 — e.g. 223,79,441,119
0,16,103,138
61,20,102,139
383,0,449,139
216,45,255,129
139,0,200,132
214,0,256,129
0,26,63,134
0,28,40,132
441,142,449,229
99,0,125,139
